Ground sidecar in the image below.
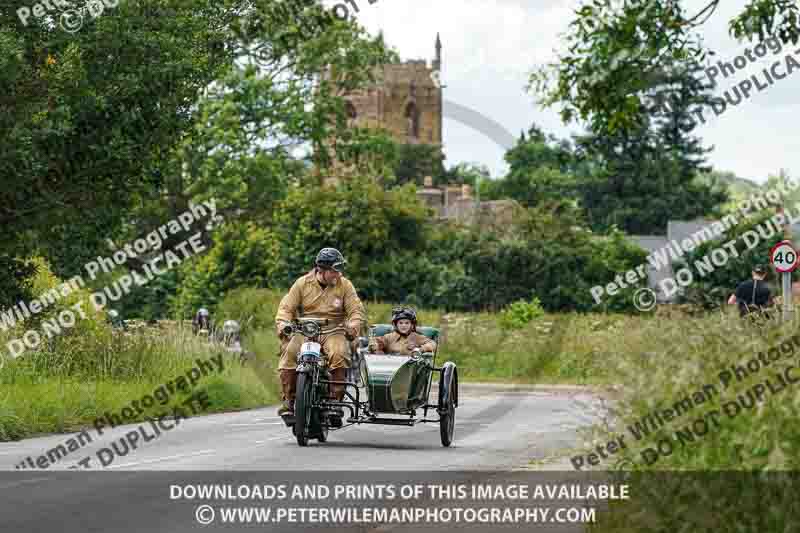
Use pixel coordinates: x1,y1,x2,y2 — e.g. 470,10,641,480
347,324,459,447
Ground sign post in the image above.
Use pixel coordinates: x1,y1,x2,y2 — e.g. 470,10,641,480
770,240,798,322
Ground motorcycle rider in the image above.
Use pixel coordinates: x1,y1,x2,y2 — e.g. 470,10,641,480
275,248,366,417
369,307,436,355
193,308,211,336
222,320,242,352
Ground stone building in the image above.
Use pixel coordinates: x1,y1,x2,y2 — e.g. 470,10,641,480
343,34,443,147
320,35,520,228
321,35,443,186
416,176,522,228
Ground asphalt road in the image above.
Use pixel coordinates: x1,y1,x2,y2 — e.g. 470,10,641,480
0,385,603,532
0,385,600,471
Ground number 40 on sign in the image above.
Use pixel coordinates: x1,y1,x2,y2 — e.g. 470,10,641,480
771,240,799,273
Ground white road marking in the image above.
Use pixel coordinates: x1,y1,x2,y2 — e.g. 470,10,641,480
229,422,285,426
0,477,52,489
104,449,216,469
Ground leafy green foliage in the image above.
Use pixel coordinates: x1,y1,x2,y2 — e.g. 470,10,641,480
171,222,277,318
423,204,648,312
499,298,546,330
269,175,430,290
0,0,234,271
393,143,446,186
573,62,727,234
0,256,37,310
530,0,800,136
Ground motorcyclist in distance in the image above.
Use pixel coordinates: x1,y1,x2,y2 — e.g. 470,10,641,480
193,308,211,336
222,320,242,352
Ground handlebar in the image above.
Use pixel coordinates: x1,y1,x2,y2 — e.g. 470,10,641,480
282,321,350,339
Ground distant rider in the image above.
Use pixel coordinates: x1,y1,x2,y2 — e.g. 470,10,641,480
193,308,211,336
274,248,366,418
369,307,436,356
222,320,242,353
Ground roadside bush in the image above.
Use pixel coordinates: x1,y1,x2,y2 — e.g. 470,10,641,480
171,222,278,318
499,297,545,329
426,206,648,312
585,312,800,532
216,287,283,332
676,212,778,310
269,175,430,290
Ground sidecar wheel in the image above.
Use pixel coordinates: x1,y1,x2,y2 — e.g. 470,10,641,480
295,373,311,447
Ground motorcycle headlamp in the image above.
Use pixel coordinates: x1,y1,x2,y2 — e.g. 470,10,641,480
302,322,320,337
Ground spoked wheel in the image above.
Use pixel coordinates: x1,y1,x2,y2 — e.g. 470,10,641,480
313,406,329,442
295,373,312,446
440,392,455,447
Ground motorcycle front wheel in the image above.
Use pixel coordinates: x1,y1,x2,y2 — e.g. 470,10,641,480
295,372,313,446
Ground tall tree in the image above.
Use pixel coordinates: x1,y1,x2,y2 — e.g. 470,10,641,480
530,0,800,135
0,1,237,271
574,63,728,234
494,125,581,207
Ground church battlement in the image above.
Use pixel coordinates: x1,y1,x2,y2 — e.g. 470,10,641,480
321,34,444,186
340,34,443,147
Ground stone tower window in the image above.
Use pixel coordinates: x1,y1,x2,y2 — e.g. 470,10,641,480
405,102,420,139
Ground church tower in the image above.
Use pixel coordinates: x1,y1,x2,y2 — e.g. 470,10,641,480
350,34,442,146
321,35,444,185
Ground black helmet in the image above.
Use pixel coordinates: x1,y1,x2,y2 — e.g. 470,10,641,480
315,248,347,272
753,264,768,275
391,306,417,331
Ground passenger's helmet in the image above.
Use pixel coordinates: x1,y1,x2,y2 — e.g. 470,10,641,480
197,308,209,317
315,248,347,272
391,306,417,332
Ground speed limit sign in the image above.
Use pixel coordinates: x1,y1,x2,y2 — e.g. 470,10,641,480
770,240,799,273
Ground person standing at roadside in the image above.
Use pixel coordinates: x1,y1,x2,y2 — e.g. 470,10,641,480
728,265,775,320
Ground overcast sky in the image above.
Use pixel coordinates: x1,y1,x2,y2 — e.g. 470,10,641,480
322,0,799,184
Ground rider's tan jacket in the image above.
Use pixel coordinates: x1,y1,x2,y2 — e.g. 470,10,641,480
371,331,436,355
275,269,366,332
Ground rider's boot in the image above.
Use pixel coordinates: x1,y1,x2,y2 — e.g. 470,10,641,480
278,369,296,416
327,368,346,427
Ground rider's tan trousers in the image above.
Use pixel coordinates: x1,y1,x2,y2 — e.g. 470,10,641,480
278,333,351,371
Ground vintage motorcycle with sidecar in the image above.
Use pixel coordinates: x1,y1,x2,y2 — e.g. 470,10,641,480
279,318,458,447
